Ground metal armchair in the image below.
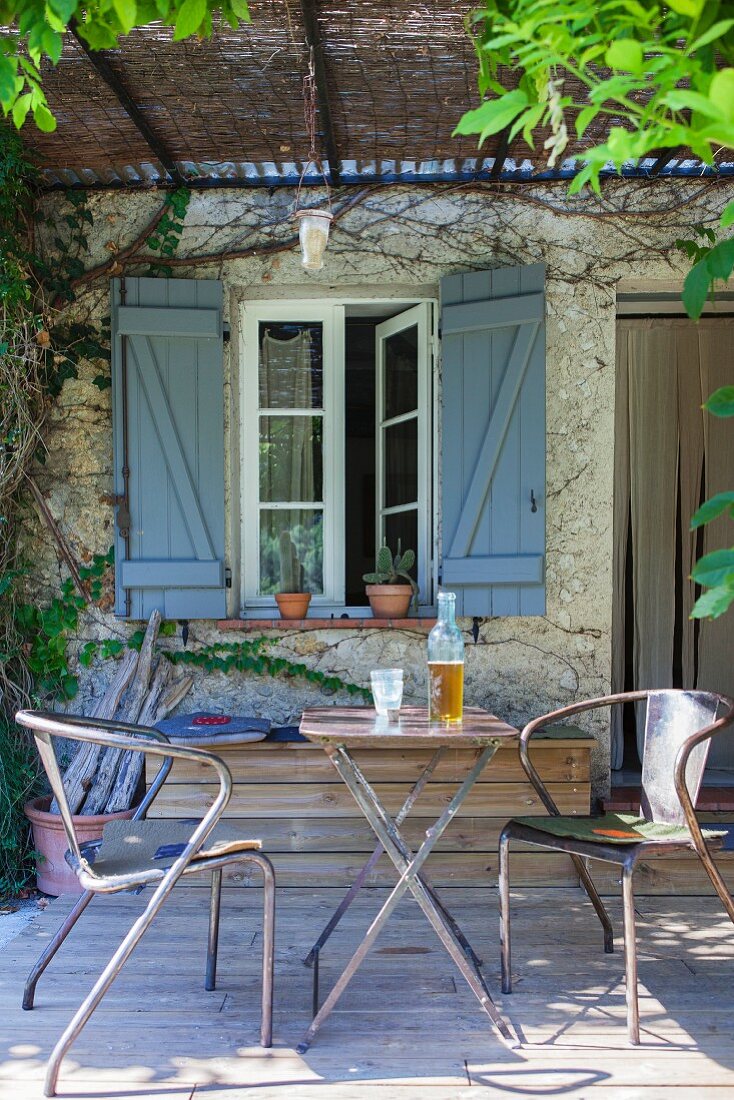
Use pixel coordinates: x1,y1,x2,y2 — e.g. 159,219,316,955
499,689,734,1044
16,710,276,1097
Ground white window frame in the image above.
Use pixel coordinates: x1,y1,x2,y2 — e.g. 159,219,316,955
240,301,344,608
239,296,436,616
375,303,432,606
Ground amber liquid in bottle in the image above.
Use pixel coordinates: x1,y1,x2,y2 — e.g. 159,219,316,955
427,661,464,723
427,591,464,723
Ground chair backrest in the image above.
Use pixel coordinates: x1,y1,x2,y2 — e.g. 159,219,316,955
640,690,722,825
24,717,87,870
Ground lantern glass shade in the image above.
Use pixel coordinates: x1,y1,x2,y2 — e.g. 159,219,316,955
295,209,333,271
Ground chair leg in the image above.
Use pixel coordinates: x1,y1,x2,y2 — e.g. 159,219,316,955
570,854,615,954
256,854,276,1049
23,890,95,1011
621,862,640,1045
499,828,512,994
43,882,176,1097
205,869,222,991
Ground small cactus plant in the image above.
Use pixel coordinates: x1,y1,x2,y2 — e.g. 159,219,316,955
363,540,418,598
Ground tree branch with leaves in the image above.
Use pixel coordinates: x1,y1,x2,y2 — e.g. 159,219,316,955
459,0,734,618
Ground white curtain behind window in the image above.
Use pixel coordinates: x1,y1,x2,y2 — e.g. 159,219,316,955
613,318,734,769
260,330,314,502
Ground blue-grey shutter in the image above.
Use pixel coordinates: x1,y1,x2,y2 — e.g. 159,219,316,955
111,277,226,619
440,263,546,616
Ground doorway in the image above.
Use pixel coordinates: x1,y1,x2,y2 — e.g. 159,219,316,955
612,313,734,778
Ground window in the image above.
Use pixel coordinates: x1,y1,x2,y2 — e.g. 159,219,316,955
240,299,434,613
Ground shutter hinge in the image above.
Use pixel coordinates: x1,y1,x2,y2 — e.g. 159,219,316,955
225,567,232,589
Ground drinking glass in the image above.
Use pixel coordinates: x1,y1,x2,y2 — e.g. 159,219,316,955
370,669,404,718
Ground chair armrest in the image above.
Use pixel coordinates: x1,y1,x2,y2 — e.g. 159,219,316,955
518,691,649,816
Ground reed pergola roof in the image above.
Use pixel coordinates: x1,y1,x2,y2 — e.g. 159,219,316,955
18,0,734,190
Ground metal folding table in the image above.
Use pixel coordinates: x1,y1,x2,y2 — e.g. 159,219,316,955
297,705,520,1053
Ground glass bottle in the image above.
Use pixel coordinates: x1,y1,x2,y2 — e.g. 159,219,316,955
427,591,464,722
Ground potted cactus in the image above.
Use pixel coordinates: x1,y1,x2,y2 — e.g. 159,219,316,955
363,542,419,618
275,530,311,620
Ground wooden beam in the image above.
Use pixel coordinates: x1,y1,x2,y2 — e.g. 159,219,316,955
648,148,679,177
69,23,185,186
489,125,513,180
299,0,342,187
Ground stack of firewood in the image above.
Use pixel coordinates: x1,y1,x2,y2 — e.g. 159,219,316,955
51,610,192,816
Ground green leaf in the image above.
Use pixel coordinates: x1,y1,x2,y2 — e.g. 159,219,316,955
454,89,528,143
112,0,138,34
721,202,734,230
690,491,734,529
229,0,249,18
690,583,734,620
682,258,711,320
705,386,734,418
605,39,644,74
173,0,206,39
709,69,734,123
689,19,734,53
666,0,706,16
691,547,734,587
11,93,32,129
62,675,79,700
32,101,56,132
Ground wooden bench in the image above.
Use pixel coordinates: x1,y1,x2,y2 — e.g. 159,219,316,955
146,726,594,889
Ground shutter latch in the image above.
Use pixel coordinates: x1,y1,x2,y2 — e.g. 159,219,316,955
530,489,538,514
112,494,132,539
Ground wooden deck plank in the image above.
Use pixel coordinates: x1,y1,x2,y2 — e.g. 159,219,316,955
1,888,733,1098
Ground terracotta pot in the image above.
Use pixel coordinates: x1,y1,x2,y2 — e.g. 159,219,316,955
24,795,137,897
275,592,312,620
366,584,414,619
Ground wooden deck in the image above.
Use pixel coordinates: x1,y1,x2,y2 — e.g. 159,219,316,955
2,885,734,1099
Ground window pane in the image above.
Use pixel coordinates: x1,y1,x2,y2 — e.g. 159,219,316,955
259,509,323,595
259,416,323,502
384,510,418,583
384,325,417,419
259,322,323,409
384,417,417,507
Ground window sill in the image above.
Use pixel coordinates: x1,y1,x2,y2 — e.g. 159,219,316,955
218,617,437,632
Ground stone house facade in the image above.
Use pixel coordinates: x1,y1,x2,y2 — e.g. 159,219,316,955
28,177,734,794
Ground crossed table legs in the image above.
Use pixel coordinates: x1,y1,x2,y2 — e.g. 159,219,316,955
297,741,517,1054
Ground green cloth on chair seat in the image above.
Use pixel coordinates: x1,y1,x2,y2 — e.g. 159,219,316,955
512,811,728,844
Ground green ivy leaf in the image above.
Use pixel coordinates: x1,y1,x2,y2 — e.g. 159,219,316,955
453,88,529,142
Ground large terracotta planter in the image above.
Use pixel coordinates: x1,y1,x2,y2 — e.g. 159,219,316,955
24,795,136,896
275,592,312,620
366,584,413,619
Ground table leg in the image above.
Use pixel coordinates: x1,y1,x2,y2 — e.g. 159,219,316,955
303,748,445,970
297,743,516,1054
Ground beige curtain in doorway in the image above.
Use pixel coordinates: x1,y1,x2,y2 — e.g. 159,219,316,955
612,318,734,769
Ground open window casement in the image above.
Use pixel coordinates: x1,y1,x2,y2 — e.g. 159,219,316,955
111,277,227,619
439,263,546,616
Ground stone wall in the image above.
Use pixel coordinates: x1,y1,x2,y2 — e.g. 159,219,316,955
28,177,734,794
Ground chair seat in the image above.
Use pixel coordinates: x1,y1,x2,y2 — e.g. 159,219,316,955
510,811,728,846
80,819,262,880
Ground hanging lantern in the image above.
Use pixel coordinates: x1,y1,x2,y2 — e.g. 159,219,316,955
294,47,333,273
295,209,333,271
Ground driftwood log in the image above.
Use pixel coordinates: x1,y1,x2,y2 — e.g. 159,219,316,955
51,610,193,816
